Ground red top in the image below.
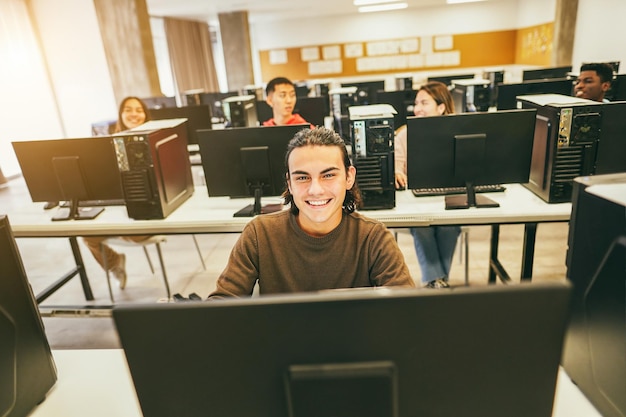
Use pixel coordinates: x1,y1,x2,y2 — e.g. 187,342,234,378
262,113,314,128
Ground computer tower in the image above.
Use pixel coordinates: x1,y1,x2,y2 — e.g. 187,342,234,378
562,173,626,417
518,94,626,203
395,76,413,91
349,104,396,210
329,86,359,143
483,70,505,107
113,119,194,220
451,78,491,112
222,95,258,128
0,215,57,416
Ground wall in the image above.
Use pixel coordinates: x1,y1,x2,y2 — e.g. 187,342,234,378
30,0,117,138
0,0,63,175
571,0,626,71
249,0,557,85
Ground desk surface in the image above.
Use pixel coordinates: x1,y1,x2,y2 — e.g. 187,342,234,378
29,349,599,417
9,184,571,237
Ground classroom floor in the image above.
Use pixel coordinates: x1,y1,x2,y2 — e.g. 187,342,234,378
2,175,571,350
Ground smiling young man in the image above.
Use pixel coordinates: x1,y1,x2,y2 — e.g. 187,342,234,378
574,62,614,102
208,128,414,298
262,77,313,127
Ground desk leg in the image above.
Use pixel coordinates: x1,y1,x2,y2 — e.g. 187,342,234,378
35,237,94,304
521,223,538,281
489,224,511,284
69,237,94,300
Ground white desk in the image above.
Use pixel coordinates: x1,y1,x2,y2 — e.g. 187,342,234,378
8,184,570,236
7,184,571,301
29,349,600,417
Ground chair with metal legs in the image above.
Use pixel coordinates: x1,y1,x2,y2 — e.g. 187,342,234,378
101,235,206,303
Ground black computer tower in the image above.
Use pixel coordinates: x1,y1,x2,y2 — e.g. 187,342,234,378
113,119,194,220
330,87,359,143
0,215,57,416
519,94,626,203
222,95,258,127
349,105,396,210
451,79,492,112
562,173,626,417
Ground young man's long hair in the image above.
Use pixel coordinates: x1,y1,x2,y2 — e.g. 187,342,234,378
282,128,362,214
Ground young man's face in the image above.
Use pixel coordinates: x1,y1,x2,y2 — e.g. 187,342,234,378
574,70,610,101
287,145,356,237
267,83,296,122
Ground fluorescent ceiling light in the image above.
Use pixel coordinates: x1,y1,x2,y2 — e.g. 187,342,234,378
354,0,398,5
446,0,486,4
358,2,408,13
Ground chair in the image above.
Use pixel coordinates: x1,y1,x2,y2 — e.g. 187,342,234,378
395,227,470,285
101,235,206,303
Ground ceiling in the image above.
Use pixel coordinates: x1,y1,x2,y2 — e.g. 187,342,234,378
145,0,486,24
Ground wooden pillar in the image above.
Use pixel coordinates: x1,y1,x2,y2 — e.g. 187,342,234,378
552,0,578,67
93,0,161,104
218,11,254,91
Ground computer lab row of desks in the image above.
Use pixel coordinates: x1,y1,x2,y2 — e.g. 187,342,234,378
6,182,572,306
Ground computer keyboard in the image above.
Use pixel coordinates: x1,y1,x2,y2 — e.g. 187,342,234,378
411,184,506,197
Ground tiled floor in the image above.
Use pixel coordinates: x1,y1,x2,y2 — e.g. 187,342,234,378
2,176,571,349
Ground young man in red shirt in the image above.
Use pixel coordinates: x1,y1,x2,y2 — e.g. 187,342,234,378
262,77,313,127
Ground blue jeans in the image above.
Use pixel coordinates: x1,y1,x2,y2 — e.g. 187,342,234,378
410,226,461,284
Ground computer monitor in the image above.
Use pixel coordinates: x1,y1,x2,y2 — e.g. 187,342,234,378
406,109,537,209
149,105,212,145
113,282,573,417
375,89,417,129
0,215,57,416
522,65,573,81
12,136,124,220
427,73,474,86
198,91,239,124
196,124,309,217
341,80,385,105
140,96,176,109
496,78,574,110
255,97,328,127
606,73,626,101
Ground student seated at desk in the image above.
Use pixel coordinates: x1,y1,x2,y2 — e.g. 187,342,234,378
574,62,614,102
261,77,314,128
208,127,414,298
83,97,152,289
395,82,461,289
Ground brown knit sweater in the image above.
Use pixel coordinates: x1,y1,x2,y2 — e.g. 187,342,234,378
209,209,414,298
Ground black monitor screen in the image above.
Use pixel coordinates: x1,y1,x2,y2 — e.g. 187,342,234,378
150,105,212,145
427,73,474,86
113,283,573,417
257,97,329,127
141,96,176,110
0,215,57,416
341,80,385,105
406,109,537,209
522,66,573,81
606,73,626,101
496,78,574,110
198,91,239,124
197,125,309,216
375,90,417,129
12,136,124,220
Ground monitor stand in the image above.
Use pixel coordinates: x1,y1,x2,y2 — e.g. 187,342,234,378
233,188,283,217
51,200,104,221
445,182,500,210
